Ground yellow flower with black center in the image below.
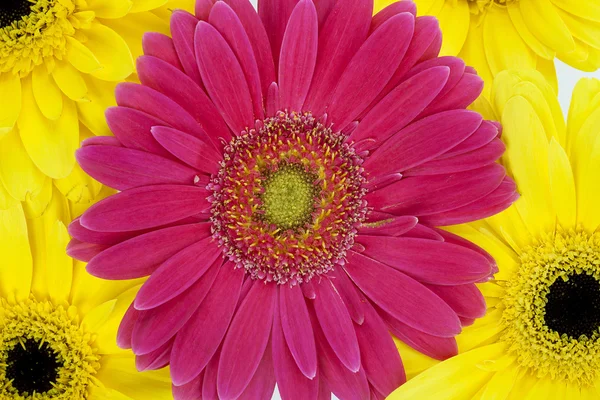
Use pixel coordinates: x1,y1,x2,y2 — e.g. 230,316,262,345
0,0,193,206
389,70,600,398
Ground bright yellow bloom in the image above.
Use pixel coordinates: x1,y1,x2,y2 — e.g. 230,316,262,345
374,0,600,96
0,0,194,205
0,182,173,399
389,71,600,399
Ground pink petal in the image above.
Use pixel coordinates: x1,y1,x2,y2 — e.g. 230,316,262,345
134,239,222,310
81,185,210,232
317,378,331,400
327,13,414,130
370,1,416,34
350,66,450,148
280,284,317,378
142,32,183,70
86,223,211,279
132,263,220,355
272,299,319,400
434,228,496,269
356,303,405,396
401,223,444,241
136,339,173,371
66,240,108,262
329,268,366,325
404,56,465,101
217,282,277,400
313,278,361,372
345,251,461,337
420,72,484,118
357,215,418,237
356,236,493,285
173,372,203,400
195,21,255,135
303,0,373,115
137,56,232,147
151,126,221,174
315,0,335,26
170,10,203,86
170,263,244,386
443,120,500,158
278,0,318,112
81,135,121,147
209,2,264,119
364,110,483,176
426,284,487,319
76,145,197,191
302,281,316,299
266,82,280,117
117,303,140,349
202,349,221,399
238,343,276,400
195,0,215,20
258,0,298,69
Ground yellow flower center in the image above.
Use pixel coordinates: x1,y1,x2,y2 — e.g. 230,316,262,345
501,228,600,385
0,298,100,399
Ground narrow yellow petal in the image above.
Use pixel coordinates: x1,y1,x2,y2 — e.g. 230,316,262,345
548,138,577,228
536,56,559,95
0,181,18,210
22,175,53,218
393,339,439,380
524,378,567,400
0,73,22,136
506,3,555,59
519,0,575,53
84,0,132,19
52,61,88,101
551,0,600,22
555,8,600,50
86,22,135,82
82,298,117,334
437,0,470,56
457,309,504,352
65,36,102,74
481,366,521,400
507,372,538,400
95,285,140,354
77,77,117,136
32,65,63,121
575,125,600,231
89,386,133,400
459,17,494,97
0,203,32,303
566,78,600,154
130,0,169,13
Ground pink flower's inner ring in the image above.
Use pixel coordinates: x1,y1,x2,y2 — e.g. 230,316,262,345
210,111,367,285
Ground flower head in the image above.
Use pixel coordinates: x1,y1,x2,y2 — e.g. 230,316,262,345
71,0,518,398
389,71,600,398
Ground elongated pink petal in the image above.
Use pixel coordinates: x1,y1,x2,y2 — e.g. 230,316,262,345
117,303,140,349
136,339,173,371
173,372,203,400
66,240,108,262
238,344,276,400
365,110,483,176
86,223,211,279
170,10,203,86
443,120,500,158
76,145,197,191
151,126,220,174
278,0,318,111
421,72,484,118
209,2,264,119
105,107,170,158
350,66,450,148
142,32,183,70
313,278,361,372
426,284,486,319
356,236,493,285
327,13,414,130
259,0,298,69
401,223,444,241
81,185,210,233
329,268,366,325
370,1,416,33
195,0,215,20
273,299,319,400
318,378,331,400
280,284,317,378
170,263,244,386
434,228,496,269
345,251,461,337
356,303,405,396
217,282,277,400
302,281,316,299
82,135,121,147
358,215,418,237
195,22,255,135
137,56,232,146
132,263,220,355
315,0,335,26
266,82,280,116
404,56,465,101
303,0,373,115
202,349,220,399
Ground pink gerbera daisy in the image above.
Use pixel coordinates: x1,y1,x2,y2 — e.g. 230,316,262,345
68,0,518,399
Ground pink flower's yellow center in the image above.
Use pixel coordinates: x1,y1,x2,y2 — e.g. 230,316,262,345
210,111,367,285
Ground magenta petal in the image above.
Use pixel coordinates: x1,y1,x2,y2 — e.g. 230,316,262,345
132,263,220,355
170,10,203,86
421,72,484,118
136,339,173,371
365,110,483,176
404,56,465,100
358,215,418,237
105,107,170,158
134,239,221,310
266,82,280,117
66,240,108,262
117,303,140,349
350,66,450,148
81,185,210,233
327,13,414,130
303,0,373,115
81,135,121,147
202,349,221,399
302,280,316,299
278,0,318,111
401,223,444,241
280,285,317,379
142,32,183,70
313,278,361,373
195,22,255,135
345,251,461,337
356,236,493,285
273,299,319,400
170,263,244,386
356,303,405,396
329,268,366,325
76,145,197,191
258,0,298,69
151,126,221,174
315,0,335,26
237,343,276,400
426,284,487,319
137,56,232,146
444,120,500,158
370,1,416,34
217,282,277,400
209,2,264,119
195,0,215,20
173,372,204,400
86,223,211,279
434,228,497,269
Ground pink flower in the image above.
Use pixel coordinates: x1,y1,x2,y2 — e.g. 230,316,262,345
68,0,518,399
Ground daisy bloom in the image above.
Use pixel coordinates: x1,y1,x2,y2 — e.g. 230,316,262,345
0,0,194,205
70,0,518,398
389,70,600,399
374,0,600,95
0,183,174,399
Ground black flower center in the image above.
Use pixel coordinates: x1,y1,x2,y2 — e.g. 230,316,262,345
544,273,600,339
0,0,32,28
5,338,62,395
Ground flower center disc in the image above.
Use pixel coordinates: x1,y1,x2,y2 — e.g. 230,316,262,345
5,338,62,395
0,0,32,27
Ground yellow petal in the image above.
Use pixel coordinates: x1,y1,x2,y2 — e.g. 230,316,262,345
32,65,63,120
94,285,140,354
459,19,495,98
0,181,18,210
151,0,195,19
22,176,53,218
548,138,577,228
0,203,32,303
89,386,133,400
481,366,521,400
82,298,117,333
77,76,117,136
65,36,102,74
0,73,21,137
524,378,567,400
507,372,538,399
486,205,533,254
437,0,470,56
519,0,575,53
536,56,559,95
575,122,600,231
555,8,600,50
130,0,168,13
18,77,79,179
551,0,600,22
457,309,504,352
52,61,88,101
86,21,134,82
506,2,555,59
393,339,439,380
84,0,132,19
566,77,600,154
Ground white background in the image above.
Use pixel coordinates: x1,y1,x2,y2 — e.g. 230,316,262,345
244,1,600,399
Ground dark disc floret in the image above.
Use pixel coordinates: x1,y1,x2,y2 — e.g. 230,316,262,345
0,0,32,27
5,338,62,395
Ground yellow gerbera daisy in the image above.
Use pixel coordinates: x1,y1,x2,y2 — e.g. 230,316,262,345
0,0,193,205
389,70,600,399
0,180,172,398
374,0,600,96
